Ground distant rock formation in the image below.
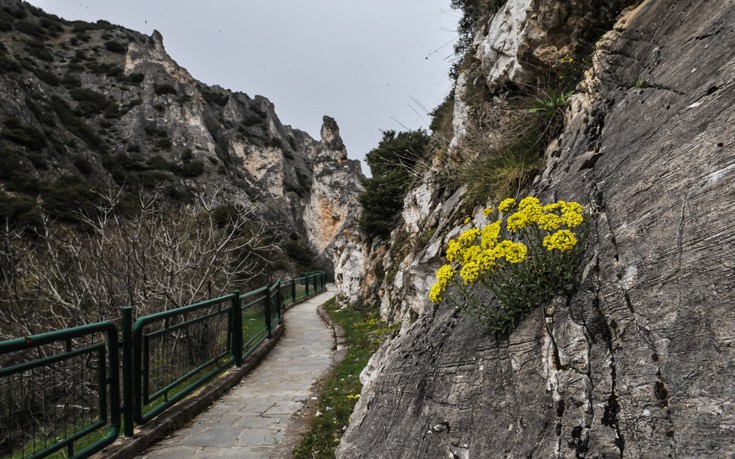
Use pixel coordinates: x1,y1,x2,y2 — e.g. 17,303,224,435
0,0,363,270
337,0,735,457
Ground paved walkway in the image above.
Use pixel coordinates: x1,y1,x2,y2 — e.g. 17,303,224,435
137,285,337,459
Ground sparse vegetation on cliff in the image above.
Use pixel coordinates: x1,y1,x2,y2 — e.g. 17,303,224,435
358,129,430,238
429,197,587,333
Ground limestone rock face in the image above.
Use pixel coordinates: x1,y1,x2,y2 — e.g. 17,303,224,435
333,223,366,305
303,116,364,260
475,0,631,91
338,0,735,457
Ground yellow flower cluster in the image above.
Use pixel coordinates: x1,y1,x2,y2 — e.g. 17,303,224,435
481,220,502,249
504,197,584,237
498,198,516,214
429,264,455,303
543,229,578,252
429,197,586,304
446,227,480,263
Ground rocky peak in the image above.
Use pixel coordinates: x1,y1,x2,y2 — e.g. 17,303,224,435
320,115,346,153
303,116,364,261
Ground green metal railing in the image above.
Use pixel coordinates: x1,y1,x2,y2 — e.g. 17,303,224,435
130,294,233,424
0,272,327,459
0,323,120,459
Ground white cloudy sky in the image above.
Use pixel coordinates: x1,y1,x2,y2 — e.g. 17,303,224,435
26,0,460,173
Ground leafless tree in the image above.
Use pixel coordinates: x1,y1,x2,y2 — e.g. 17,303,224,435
0,189,278,338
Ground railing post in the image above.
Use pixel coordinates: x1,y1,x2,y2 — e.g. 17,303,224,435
264,288,272,339
121,307,135,437
276,281,282,323
313,273,318,292
231,291,243,367
305,275,310,297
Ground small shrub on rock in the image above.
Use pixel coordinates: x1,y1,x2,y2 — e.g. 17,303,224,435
104,40,127,54
154,83,177,96
429,196,588,333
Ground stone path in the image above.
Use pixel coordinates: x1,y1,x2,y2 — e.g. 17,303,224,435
137,285,336,459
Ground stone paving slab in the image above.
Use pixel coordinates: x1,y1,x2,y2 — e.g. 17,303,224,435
137,286,336,459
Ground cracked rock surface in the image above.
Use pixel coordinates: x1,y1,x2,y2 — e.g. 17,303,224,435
337,1,735,457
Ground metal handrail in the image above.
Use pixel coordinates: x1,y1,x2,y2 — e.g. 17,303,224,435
0,322,120,459
0,272,326,458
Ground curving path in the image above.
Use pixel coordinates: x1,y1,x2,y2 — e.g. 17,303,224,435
137,285,336,459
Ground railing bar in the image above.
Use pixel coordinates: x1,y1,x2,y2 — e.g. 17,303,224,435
139,360,231,423
99,345,108,432
133,294,234,329
242,334,267,358
144,350,231,404
0,343,104,378
24,419,107,459
0,322,117,353
242,328,268,351
240,295,267,309
143,335,150,403
238,286,269,301
144,308,230,339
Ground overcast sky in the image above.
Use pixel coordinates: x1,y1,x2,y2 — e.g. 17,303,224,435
26,0,459,173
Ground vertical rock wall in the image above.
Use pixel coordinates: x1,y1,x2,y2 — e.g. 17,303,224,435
337,0,735,457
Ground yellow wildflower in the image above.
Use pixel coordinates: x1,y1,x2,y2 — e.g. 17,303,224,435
523,202,544,223
477,249,496,272
537,213,561,231
544,201,564,212
429,264,456,303
462,245,482,265
561,201,583,214
518,196,540,211
543,229,578,252
483,207,494,217
436,264,455,284
504,242,528,264
459,261,480,284
457,228,480,247
429,282,445,303
561,211,583,228
498,198,516,214
506,212,529,232
481,220,502,249
491,240,514,260
446,239,461,263
464,217,471,225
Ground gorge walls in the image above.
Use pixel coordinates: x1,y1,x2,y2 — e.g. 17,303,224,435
337,0,735,457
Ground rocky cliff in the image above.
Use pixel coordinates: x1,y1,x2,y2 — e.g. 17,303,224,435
337,0,735,457
0,0,362,269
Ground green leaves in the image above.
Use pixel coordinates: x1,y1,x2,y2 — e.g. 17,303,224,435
358,129,430,239
526,90,574,114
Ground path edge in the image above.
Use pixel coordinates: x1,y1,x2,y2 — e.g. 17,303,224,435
271,295,348,458
90,289,343,459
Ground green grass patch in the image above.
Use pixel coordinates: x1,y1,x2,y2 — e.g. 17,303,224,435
294,299,397,458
